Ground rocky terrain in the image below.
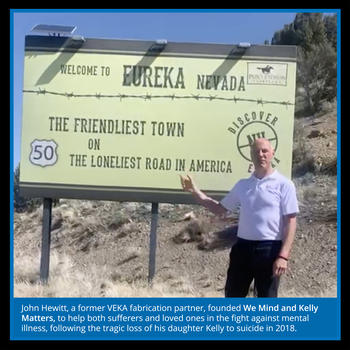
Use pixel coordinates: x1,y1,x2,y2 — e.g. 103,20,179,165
13,106,338,298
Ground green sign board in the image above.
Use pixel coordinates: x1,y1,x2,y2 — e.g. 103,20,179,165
20,36,296,204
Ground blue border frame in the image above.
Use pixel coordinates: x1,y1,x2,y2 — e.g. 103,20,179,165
10,8,341,341
336,9,341,302
11,8,340,12
10,8,14,340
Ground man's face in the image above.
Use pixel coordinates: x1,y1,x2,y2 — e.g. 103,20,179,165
250,139,275,170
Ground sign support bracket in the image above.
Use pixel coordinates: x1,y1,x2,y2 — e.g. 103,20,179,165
148,202,159,283
40,197,52,283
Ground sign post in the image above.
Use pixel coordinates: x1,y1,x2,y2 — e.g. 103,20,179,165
39,198,52,283
148,202,159,283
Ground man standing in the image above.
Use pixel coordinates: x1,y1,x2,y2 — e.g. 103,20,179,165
180,138,299,297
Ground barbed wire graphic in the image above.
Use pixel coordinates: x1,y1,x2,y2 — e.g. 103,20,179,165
23,88,294,107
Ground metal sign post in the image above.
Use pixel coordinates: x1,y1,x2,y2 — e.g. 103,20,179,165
40,198,52,283
148,202,159,283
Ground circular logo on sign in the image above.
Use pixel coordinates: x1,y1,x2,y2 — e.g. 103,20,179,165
236,121,278,161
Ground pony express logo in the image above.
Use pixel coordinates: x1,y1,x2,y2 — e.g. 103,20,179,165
247,62,288,86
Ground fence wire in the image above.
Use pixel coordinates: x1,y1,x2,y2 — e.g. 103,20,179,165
23,89,294,107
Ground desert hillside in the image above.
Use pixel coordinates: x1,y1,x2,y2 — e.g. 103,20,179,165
13,106,338,298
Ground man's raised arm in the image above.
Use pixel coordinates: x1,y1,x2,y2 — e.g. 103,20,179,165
180,174,227,216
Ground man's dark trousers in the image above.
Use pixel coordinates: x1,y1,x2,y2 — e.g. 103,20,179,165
225,238,282,297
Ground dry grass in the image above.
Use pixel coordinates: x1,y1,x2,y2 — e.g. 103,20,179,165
13,249,205,298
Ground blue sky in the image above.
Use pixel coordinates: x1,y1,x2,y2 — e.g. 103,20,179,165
11,9,335,169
